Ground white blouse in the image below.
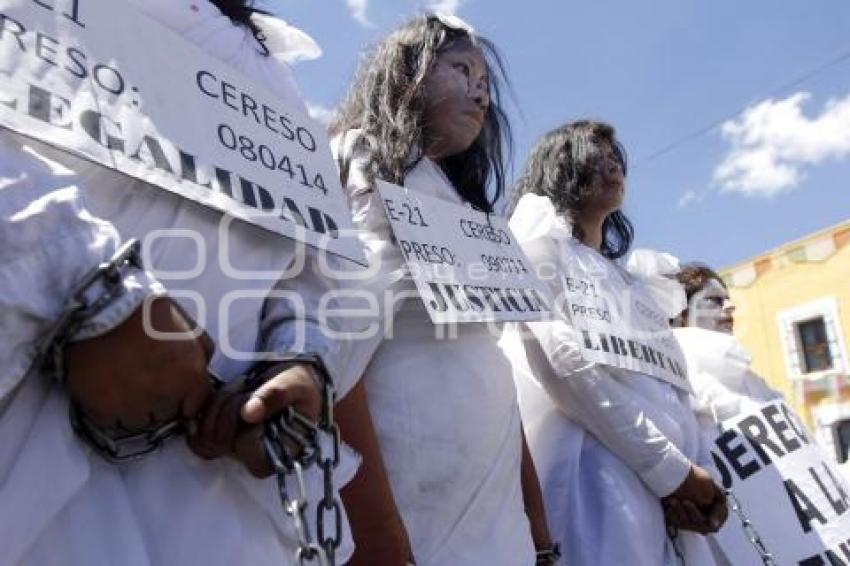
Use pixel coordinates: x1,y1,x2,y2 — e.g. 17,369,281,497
503,193,715,566
0,3,357,564
334,131,535,566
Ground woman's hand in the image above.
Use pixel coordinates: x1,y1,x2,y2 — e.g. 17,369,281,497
187,362,322,477
65,296,213,431
662,464,728,534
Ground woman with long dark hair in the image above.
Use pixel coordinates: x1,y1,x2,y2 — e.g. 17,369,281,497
0,1,359,564
329,14,555,565
503,121,727,565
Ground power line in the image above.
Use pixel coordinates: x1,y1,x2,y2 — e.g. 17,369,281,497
635,45,850,167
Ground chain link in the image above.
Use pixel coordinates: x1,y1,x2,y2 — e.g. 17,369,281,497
709,403,778,566
725,489,778,566
33,239,189,461
34,240,345,562
70,404,184,462
37,238,143,385
263,359,342,565
39,243,345,559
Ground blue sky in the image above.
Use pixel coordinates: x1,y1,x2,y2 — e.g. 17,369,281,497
268,0,850,269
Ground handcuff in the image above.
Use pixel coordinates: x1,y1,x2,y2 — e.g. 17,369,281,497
37,238,143,386
35,239,216,462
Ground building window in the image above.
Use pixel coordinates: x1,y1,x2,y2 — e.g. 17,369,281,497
834,418,850,464
777,297,847,379
796,317,834,373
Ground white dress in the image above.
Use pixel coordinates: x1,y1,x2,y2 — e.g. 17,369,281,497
0,3,357,565
501,193,716,566
335,132,536,566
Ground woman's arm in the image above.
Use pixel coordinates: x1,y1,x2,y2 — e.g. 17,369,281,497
0,134,211,427
520,428,555,553
518,230,692,498
337,380,413,565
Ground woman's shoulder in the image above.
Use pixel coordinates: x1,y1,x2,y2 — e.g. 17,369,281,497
331,130,459,202
127,1,311,106
509,194,574,245
623,249,687,318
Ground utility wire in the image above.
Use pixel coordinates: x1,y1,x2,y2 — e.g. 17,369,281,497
635,45,850,167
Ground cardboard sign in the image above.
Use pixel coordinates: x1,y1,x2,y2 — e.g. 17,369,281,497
377,180,552,324
710,400,850,565
0,0,365,264
558,247,691,391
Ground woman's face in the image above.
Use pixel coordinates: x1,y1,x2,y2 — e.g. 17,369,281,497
422,40,490,160
688,278,735,334
584,140,625,217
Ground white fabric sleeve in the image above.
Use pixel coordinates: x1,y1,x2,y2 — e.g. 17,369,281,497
0,136,163,401
260,134,408,400
259,249,353,398
334,156,409,384
521,233,691,498
685,388,722,479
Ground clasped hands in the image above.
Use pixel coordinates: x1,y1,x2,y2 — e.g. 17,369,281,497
65,296,321,477
661,464,729,534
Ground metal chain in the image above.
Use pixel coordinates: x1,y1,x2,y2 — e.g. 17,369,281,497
70,404,184,462
37,238,143,385
263,361,342,565
725,489,778,566
316,380,343,561
709,403,778,566
33,239,188,461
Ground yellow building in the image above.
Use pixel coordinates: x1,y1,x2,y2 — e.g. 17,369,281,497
720,219,850,462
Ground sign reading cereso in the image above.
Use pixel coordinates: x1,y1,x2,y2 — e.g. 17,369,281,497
0,0,365,264
377,181,552,324
710,400,850,565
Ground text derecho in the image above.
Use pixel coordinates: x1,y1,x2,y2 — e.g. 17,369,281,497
710,400,850,565
377,180,552,324
0,0,365,264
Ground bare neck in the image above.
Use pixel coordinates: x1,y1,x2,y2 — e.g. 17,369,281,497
576,213,606,252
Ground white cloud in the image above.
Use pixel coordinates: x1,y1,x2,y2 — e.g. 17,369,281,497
713,91,850,197
346,0,373,27
346,0,465,27
676,189,705,209
306,102,336,126
428,0,463,14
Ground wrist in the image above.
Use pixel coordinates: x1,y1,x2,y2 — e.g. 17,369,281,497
535,542,561,565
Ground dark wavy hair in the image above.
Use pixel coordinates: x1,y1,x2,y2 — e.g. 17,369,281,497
210,0,269,55
330,15,512,213
513,120,634,259
676,262,726,301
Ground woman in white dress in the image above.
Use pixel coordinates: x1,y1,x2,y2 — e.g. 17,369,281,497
672,263,786,565
672,263,784,428
327,14,555,566
502,121,727,565
0,2,358,564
